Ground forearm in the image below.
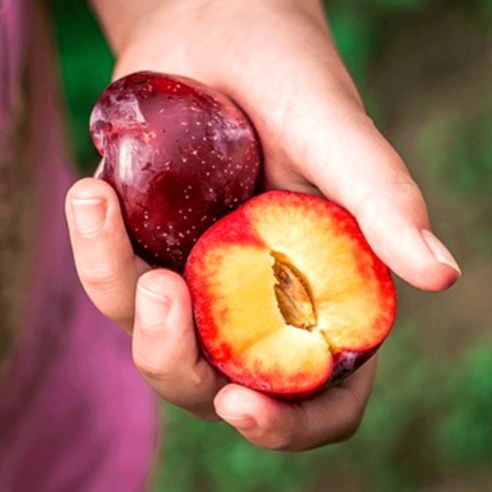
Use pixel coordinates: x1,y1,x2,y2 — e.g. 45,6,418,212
89,0,169,55
90,0,326,57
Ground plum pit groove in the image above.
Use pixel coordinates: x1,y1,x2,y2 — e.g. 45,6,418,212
271,251,317,331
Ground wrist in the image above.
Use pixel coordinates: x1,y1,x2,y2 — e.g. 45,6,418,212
107,0,327,81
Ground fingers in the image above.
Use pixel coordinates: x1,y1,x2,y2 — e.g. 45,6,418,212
67,179,222,419
301,101,461,291
214,357,377,452
66,177,149,330
133,269,225,420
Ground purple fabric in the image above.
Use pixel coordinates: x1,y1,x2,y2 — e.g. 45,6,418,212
0,0,24,116
0,1,158,490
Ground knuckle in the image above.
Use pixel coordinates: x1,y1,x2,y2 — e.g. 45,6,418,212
134,354,172,382
259,426,296,452
394,171,423,199
79,266,134,325
264,437,293,452
394,170,417,188
79,264,120,291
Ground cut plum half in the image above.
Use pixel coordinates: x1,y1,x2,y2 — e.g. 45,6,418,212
185,191,396,398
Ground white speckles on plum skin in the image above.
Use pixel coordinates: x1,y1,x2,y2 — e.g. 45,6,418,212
91,71,261,271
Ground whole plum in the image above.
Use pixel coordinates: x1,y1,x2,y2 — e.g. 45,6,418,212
90,71,261,271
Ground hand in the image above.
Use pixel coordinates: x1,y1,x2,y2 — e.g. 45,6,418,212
66,0,460,451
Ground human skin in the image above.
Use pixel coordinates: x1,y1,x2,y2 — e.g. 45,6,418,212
65,0,460,451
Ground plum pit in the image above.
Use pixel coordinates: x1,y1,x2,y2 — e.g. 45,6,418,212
271,252,317,331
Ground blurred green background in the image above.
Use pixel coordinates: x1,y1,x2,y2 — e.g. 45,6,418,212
48,1,492,491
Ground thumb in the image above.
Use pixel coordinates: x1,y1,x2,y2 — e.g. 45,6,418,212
216,5,461,292
302,102,461,291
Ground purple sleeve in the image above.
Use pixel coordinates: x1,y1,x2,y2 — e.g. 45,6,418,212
0,2,159,490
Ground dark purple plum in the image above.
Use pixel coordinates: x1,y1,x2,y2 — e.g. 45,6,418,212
90,71,261,271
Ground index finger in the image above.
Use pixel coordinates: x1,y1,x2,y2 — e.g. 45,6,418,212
301,108,460,291
65,177,149,330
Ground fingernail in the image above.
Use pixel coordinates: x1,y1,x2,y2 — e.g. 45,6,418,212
71,197,106,234
421,229,461,275
137,285,171,327
219,414,257,432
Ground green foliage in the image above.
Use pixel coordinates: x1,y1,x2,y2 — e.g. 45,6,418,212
372,0,435,12
415,103,492,255
436,341,492,465
153,406,319,492
417,109,492,196
324,5,376,85
48,0,114,175
480,0,492,16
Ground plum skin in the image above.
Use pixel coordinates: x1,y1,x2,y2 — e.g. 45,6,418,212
90,71,261,271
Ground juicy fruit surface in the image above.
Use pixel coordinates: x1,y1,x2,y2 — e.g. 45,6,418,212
90,71,261,270
186,191,396,397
